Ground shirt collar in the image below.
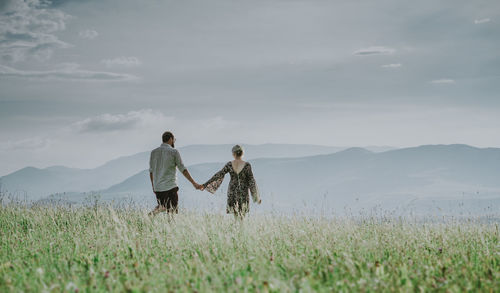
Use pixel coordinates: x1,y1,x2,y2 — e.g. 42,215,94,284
161,143,172,148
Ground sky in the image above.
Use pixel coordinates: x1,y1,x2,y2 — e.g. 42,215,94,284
0,0,499,176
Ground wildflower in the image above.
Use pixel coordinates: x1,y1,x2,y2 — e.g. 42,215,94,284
66,282,78,292
235,277,242,285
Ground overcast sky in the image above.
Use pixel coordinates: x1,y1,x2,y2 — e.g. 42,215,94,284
0,0,499,175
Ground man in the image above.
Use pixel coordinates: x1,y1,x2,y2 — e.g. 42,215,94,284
149,131,201,215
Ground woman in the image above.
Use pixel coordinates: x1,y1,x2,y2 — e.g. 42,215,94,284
202,145,261,218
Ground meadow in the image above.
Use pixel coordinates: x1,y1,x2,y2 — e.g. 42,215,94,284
0,205,498,292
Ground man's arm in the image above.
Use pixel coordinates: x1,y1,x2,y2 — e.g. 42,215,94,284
175,150,201,189
149,151,155,192
182,169,202,189
149,172,154,192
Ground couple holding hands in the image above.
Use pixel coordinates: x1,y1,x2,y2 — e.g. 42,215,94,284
149,131,261,218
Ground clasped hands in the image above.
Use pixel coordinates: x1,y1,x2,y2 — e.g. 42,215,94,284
192,182,205,191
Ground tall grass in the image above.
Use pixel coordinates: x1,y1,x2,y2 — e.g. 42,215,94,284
0,205,498,292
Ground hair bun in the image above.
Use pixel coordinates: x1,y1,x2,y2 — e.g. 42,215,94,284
232,145,244,156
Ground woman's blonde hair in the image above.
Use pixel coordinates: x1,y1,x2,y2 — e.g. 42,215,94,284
232,145,244,157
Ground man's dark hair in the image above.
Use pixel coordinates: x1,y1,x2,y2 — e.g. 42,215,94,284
162,131,174,143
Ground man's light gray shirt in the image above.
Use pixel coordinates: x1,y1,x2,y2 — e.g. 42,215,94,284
149,143,186,192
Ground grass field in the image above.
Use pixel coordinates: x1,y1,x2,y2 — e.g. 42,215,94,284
0,205,498,292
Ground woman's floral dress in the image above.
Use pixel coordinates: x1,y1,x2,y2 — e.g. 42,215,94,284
203,161,260,215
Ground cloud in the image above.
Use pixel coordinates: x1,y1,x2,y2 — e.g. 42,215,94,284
200,116,239,131
101,56,142,68
474,18,491,24
381,63,402,68
0,1,138,81
0,137,52,152
353,46,395,56
70,109,238,141
79,29,98,39
72,109,171,133
0,63,137,81
431,79,455,84
0,0,72,63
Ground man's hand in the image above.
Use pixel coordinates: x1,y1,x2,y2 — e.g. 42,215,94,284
193,182,203,190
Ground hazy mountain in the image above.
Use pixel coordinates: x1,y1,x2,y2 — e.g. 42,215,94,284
8,144,500,216
90,144,500,216
1,144,393,199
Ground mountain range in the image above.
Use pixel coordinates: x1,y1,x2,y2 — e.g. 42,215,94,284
2,144,499,216
95,144,500,216
0,144,393,200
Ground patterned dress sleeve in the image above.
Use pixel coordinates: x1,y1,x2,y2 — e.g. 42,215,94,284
203,162,231,194
246,163,260,202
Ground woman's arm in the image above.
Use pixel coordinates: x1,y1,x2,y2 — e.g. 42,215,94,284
247,163,261,203
202,162,231,194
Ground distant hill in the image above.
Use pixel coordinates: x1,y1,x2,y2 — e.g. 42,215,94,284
1,144,393,199
94,144,500,216
7,144,500,216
